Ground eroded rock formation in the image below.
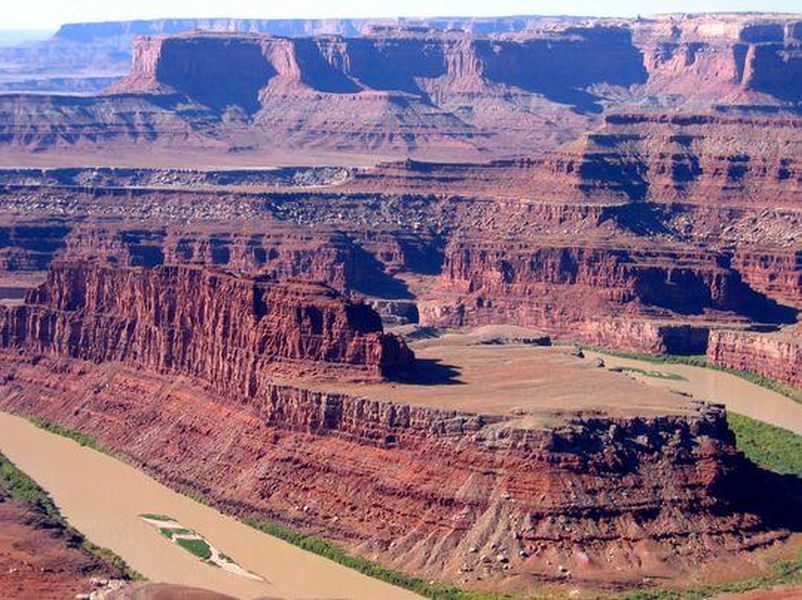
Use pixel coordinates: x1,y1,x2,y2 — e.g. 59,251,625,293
707,328,802,388
2,13,802,163
0,351,794,591
0,261,412,382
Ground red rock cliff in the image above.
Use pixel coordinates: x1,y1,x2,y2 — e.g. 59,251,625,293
707,328,802,389
0,352,792,591
0,261,413,382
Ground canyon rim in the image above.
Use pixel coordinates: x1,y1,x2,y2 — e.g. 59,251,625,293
0,7,800,600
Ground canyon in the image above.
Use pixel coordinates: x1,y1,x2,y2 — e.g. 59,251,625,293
0,13,800,163
0,10,799,599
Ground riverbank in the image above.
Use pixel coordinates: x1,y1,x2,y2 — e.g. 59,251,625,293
0,411,423,600
582,350,802,435
0,451,135,597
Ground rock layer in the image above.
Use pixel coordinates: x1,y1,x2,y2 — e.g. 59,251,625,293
707,328,802,389
0,352,792,591
0,261,412,382
3,13,802,162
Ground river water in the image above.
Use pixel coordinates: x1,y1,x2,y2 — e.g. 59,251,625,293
585,351,802,434
0,350,798,598
0,411,422,600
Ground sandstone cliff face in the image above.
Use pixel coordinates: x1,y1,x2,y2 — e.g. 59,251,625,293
733,248,802,308
112,28,647,102
707,329,802,389
633,15,802,102
0,352,791,590
102,28,647,157
531,111,802,207
420,242,790,348
0,261,412,382
3,14,802,161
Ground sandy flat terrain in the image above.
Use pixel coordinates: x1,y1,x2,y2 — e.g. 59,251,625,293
320,327,698,427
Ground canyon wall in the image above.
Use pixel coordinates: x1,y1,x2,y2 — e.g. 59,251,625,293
420,241,794,350
527,111,802,207
707,328,802,389
3,13,802,162
0,351,793,591
0,261,412,382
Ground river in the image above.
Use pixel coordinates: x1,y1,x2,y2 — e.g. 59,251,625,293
0,411,422,600
585,351,802,434
0,350,798,598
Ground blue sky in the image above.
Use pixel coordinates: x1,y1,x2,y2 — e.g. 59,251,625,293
4,1,800,31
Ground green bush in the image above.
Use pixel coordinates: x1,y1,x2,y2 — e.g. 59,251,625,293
175,537,213,561
30,417,106,451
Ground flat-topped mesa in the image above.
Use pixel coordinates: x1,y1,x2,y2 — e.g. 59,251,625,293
108,28,647,109
4,15,802,162
531,110,802,206
0,343,795,591
0,261,413,384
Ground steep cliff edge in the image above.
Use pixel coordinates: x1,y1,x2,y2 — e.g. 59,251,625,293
0,261,412,382
0,350,794,592
707,328,802,389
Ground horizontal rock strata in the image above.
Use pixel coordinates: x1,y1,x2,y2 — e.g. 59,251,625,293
0,352,791,591
0,261,412,382
707,328,802,389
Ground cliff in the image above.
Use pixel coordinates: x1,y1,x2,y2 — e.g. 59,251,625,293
3,14,802,162
633,14,802,103
707,328,802,389
0,350,794,592
419,242,795,349
528,110,802,208
0,261,413,382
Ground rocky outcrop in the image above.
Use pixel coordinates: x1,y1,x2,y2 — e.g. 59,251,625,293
529,111,802,208
707,328,802,389
733,248,802,308
0,351,793,591
420,242,793,339
633,14,802,103
0,261,412,382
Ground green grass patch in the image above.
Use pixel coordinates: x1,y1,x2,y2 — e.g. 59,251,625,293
0,452,142,580
140,513,174,522
175,537,213,561
728,413,802,477
0,451,62,521
30,417,106,451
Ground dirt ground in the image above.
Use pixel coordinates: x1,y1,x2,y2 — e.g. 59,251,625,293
320,326,698,427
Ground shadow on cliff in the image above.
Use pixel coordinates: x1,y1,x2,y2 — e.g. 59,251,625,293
349,245,415,300
389,357,463,386
599,203,670,236
721,461,802,535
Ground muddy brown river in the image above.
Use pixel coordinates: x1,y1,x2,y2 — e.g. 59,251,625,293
586,351,802,434
0,411,422,600
0,346,798,598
